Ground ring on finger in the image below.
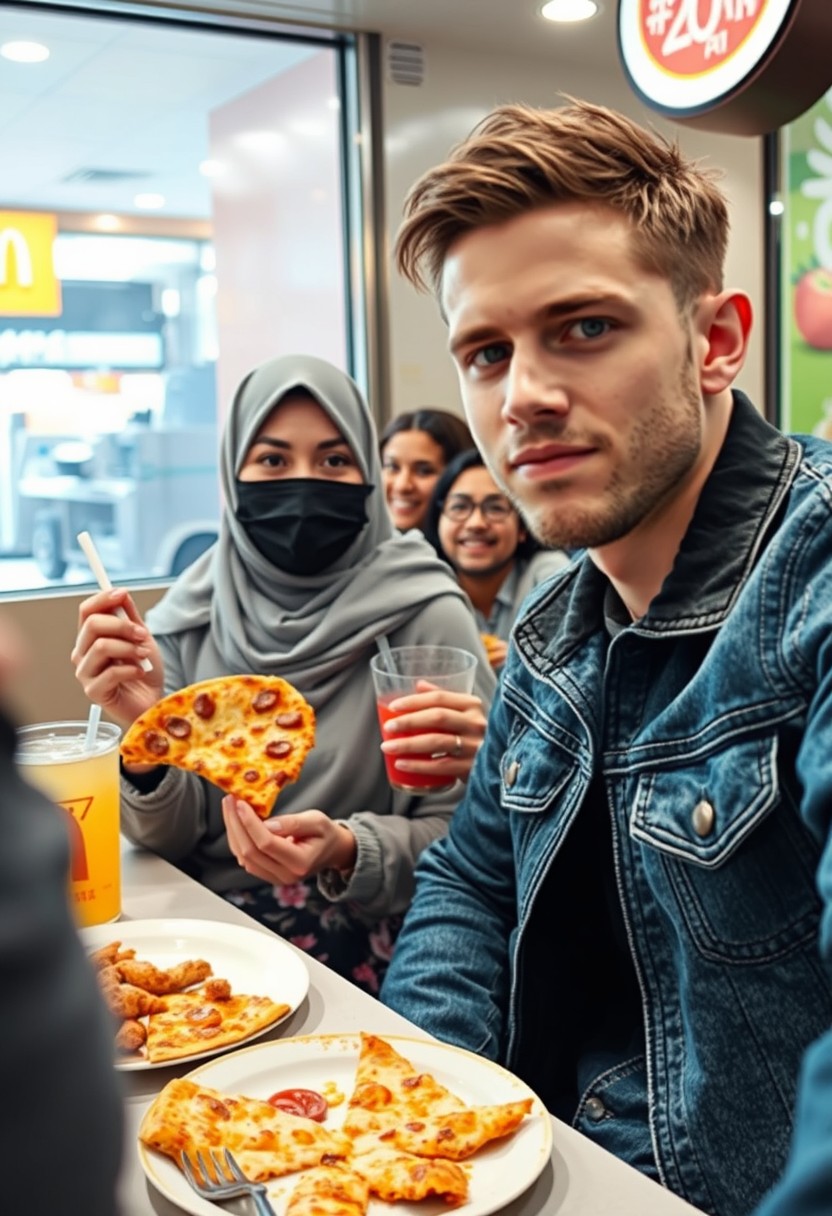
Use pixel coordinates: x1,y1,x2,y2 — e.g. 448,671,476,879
452,734,463,758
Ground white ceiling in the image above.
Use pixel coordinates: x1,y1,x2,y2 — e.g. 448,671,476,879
0,0,615,219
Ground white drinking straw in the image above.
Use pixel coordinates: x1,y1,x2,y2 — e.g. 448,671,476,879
376,632,395,672
76,531,153,673
84,702,102,751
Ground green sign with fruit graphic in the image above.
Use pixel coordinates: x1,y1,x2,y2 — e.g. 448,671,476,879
781,86,832,438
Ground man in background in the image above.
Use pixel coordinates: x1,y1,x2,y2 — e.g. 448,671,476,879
0,616,123,1214
381,98,832,1216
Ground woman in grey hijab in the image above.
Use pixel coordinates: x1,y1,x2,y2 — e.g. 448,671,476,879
73,354,495,991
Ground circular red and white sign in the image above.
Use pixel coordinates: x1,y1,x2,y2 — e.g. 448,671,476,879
618,0,795,114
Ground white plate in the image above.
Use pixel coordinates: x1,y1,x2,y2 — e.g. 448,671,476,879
138,1032,553,1216
80,917,309,1071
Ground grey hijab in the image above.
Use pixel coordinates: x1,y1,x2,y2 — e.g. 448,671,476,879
147,354,467,702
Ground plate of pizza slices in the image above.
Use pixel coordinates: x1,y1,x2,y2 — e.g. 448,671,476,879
137,1031,553,1216
80,917,309,1071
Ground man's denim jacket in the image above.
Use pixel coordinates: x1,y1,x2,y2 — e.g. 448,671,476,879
382,393,832,1216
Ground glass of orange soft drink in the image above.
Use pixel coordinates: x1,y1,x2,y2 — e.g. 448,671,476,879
16,720,122,927
370,645,477,794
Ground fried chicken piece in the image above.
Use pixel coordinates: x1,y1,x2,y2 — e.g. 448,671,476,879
116,957,213,995
202,978,232,1001
97,963,122,998
88,941,135,970
99,971,167,1019
115,1019,147,1054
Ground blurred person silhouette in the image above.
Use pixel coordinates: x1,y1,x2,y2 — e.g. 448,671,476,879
0,615,123,1216
423,448,569,668
73,355,494,994
380,407,473,532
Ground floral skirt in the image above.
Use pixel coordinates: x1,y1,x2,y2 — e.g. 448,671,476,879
222,881,402,997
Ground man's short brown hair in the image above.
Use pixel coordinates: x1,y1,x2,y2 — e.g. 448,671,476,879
395,98,730,313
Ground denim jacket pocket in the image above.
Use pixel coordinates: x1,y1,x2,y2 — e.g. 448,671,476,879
500,720,582,817
630,733,821,963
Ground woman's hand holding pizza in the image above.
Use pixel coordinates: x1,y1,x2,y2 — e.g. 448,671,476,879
222,796,358,884
71,588,165,732
379,681,487,783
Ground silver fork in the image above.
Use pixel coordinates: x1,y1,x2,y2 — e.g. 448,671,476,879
180,1148,277,1216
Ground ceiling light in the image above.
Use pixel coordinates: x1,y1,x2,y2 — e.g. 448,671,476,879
541,0,599,22
134,192,165,210
1,39,50,63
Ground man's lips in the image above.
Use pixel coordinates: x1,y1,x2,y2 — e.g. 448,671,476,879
509,442,596,479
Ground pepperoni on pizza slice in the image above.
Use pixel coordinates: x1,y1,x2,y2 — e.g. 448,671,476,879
120,674,315,817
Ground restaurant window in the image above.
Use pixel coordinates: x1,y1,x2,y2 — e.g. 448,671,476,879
0,6,366,593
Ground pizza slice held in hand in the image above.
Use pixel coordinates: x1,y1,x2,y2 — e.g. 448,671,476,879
120,674,315,817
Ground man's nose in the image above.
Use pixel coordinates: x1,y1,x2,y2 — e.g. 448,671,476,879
502,352,569,426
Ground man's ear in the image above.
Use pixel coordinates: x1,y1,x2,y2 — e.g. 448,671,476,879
695,290,752,395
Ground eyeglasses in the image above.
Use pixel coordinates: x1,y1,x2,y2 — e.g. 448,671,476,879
441,494,515,523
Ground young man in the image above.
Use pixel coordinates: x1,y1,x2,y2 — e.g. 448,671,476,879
380,99,832,1216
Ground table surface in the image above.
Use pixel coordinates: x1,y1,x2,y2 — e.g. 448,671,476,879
116,843,702,1216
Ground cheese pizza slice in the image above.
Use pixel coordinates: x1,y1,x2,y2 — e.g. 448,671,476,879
350,1145,468,1207
344,1032,465,1128
145,981,290,1064
121,674,315,817
284,1163,370,1216
390,1098,533,1160
139,1078,349,1180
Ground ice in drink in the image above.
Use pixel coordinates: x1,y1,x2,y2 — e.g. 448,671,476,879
16,721,122,927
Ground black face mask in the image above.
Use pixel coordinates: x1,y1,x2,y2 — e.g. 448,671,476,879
234,478,373,576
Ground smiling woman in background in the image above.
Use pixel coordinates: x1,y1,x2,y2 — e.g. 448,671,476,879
380,408,473,532
424,449,570,669
72,356,494,993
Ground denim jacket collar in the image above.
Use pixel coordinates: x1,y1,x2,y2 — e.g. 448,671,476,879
516,391,803,670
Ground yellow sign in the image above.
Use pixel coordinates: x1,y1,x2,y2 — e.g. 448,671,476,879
0,211,61,317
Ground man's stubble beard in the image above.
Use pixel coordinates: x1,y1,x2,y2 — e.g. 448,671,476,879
483,361,703,552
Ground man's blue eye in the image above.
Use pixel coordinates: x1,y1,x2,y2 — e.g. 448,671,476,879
474,344,508,367
577,318,608,339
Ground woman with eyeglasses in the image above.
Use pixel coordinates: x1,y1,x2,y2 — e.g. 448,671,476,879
424,449,570,669
380,409,473,533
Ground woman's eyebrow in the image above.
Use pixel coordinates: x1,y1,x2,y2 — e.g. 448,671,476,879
316,437,351,451
250,436,290,449
248,436,349,450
